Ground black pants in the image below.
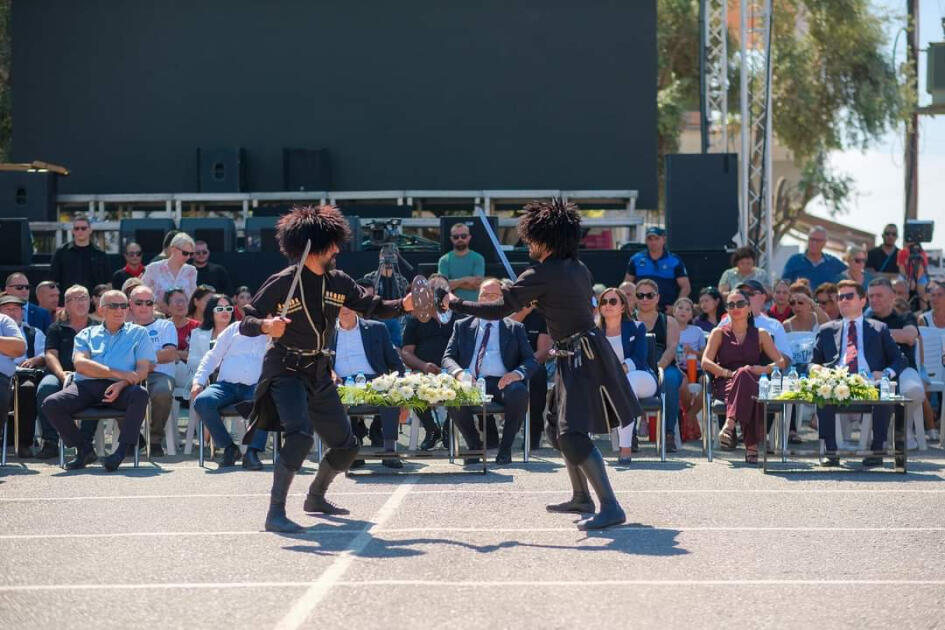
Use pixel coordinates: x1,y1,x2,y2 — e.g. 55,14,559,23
818,404,894,452
268,372,358,462
42,379,149,449
11,375,39,448
447,376,528,452
528,370,547,448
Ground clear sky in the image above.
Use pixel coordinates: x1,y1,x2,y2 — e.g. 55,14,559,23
806,0,945,253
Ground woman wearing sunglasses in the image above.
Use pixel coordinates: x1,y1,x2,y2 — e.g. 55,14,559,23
185,295,235,393
840,245,871,291
596,287,656,464
702,290,789,464
782,282,829,333
142,232,198,308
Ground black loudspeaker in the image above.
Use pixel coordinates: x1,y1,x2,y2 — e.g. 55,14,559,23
283,148,332,191
119,218,177,257
0,219,33,265
665,153,739,251
245,214,360,254
197,147,245,193
0,171,58,222
439,216,501,263
179,218,237,252
675,249,733,294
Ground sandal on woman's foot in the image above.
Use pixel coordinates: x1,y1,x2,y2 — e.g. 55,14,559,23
744,449,759,465
718,426,737,450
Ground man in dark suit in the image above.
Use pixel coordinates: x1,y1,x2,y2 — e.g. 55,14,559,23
331,305,405,468
442,279,538,465
4,273,51,334
812,279,907,467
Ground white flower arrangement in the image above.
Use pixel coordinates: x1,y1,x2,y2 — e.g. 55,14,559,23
339,372,486,410
778,365,878,406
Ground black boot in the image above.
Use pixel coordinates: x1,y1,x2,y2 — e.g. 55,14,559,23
546,461,595,513
102,443,133,472
575,447,626,530
303,461,350,515
419,425,442,451
264,459,303,533
242,447,263,470
65,443,97,470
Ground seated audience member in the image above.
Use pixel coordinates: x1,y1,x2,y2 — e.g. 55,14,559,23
187,294,235,383
233,285,253,321
597,287,656,464
783,282,829,333
702,289,788,464
812,279,907,466
36,281,61,317
919,280,945,330
814,282,840,320
0,306,25,458
618,281,637,315
191,320,269,469
891,276,910,303
35,285,92,459
121,277,143,300
90,284,110,323
128,285,177,456
674,297,706,433
165,288,200,388
508,285,552,451
0,293,45,457
4,272,51,333
331,305,406,469
865,277,926,450
781,226,847,287
443,278,538,465
767,280,793,323
720,281,793,362
718,247,767,293
695,287,724,332
840,245,870,291
188,285,215,324
42,290,155,471
400,273,459,450
634,278,684,452
112,241,146,290
142,232,198,307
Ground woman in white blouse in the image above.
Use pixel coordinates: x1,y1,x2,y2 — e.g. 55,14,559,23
185,294,235,384
142,232,198,309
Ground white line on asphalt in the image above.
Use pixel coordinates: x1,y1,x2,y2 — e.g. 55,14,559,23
3,579,945,593
6,487,945,502
274,478,416,630
3,525,944,541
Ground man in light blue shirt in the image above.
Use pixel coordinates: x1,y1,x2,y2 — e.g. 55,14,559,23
42,290,155,471
781,225,847,288
0,306,26,458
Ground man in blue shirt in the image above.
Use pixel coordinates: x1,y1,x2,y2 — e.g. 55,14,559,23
0,307,26,459
781,225,847,288
41,290,156,471
624,227,690,311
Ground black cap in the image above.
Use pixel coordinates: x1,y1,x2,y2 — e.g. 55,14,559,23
735,280,768,296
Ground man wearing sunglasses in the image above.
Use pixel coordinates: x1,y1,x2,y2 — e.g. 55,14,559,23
812,279,907,467
42,290,155,471
438,223,485,302
781,225,847,289
192,241,232,297
127,285,177,456
4,272,51,334
866,223,901,276
48,215,111,297
624,226,690,312
112,241,146,290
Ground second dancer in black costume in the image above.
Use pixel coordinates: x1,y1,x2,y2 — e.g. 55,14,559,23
444,199,641,529
240,205,415,532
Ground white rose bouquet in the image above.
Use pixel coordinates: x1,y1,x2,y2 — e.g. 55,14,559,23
777,365,878,406
338,372,486,411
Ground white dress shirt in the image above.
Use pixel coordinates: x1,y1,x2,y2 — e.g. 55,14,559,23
839,316,869,374
471,319,506,378
334,321,375,378
194,322,268,386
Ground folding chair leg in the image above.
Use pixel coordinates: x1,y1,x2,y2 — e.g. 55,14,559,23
198,417,205,468
523,411,530,463
164,409,177,456
183,405,199,455
658,396,666,463
408,411,420,451
1,420,6,466
59,438,65,468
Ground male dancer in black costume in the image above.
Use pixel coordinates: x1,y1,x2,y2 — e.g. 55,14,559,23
240,205,415,532
444,199,641,529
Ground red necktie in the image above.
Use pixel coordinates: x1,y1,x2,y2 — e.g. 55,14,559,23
474,323,492,377
844,321,858,372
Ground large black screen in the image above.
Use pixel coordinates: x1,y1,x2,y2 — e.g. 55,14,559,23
12,0,657,206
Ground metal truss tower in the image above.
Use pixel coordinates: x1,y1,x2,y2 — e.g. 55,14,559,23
739,0,773,275
702,0,729,153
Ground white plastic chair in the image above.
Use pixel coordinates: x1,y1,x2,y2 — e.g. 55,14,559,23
918,326,944,447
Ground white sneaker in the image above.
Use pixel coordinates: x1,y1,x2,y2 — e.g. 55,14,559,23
927,429,940,442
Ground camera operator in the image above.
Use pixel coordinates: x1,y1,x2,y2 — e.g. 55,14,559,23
896,237,929,311
359,244,409,348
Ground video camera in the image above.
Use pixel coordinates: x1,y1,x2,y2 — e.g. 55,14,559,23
364,218,402,248
903,220,934,245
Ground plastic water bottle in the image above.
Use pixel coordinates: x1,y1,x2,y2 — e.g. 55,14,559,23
404,369,412,376
859,369,871,383
676,344,686,366
355,372,367,388
880,374,891,400
770,367,782,397
786,367,799,393
460,369,473,387
343,377,355,404
476,377,487,401
758,374,770,399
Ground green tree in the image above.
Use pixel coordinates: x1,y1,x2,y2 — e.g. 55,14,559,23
657,0,912,241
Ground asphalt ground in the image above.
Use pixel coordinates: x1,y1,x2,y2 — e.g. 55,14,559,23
2,431,945,630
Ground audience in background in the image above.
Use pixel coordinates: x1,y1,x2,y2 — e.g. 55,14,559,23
782,282,828,333
625,226,690,311
634,278,683,452
112,241,146,290
36,281,61,317
695,287,724,332
673,297,706,433
781,226,847,288
618,281,637,314
919,280,945,330
360,245,409,347
165,288,200,389
896,234,930,310
35,284,91,459
0,293,45,458
717,247,767,293
767,280,793,323
0,306,26,459
438,222,485,302
840,245,870,291
192,241,233,297
49,215,111,296
814,282,840,320
150,230,181,264
4,273,51,333
90,284,110,322
188,285,215,323
186,294,235,395
233,285,253,320
142,232,198,307
866,223,900,275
